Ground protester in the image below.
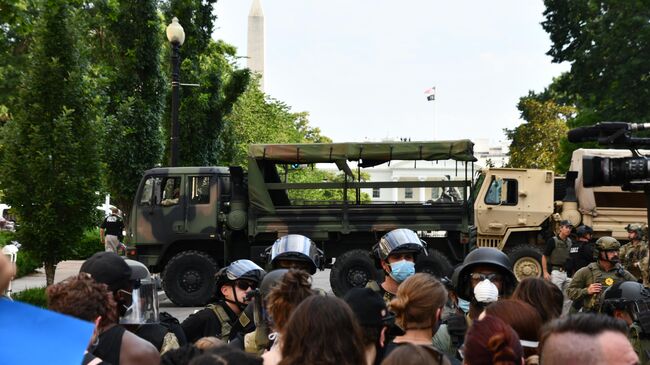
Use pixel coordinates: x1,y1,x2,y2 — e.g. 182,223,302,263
262,269,315,365
384,273,454,363
463,315,524,365
275,295,366,365
0,248,14,296
484,299,543,364
381,343,448,365
182,259,265,343
47,273,160,365
539,313,637,365
191,346,262,365
368,228,428,304
344,287,396,365
160,345,202,365
511,277,562,324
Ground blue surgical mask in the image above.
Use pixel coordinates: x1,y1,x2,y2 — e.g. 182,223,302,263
389,260,415,283
458,298,470,313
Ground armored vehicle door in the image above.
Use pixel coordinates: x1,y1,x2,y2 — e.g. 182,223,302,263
134,174,186,245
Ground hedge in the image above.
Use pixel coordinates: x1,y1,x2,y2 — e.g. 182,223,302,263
12,286,47,308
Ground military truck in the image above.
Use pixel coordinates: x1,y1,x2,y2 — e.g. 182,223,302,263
473,148,647,281
127,140,477,305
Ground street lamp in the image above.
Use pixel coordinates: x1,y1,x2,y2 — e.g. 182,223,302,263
166,17,185,167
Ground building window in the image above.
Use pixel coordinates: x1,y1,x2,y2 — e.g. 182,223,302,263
372,187,380,198
405,187,413,199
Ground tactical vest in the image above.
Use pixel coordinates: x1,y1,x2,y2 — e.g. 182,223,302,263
630,323,650,365
207,304,233,341
585,263,635,311
550,236,571,267
366,280,395,305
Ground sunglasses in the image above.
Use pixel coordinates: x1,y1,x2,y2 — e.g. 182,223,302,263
470,272,503,282
235,281,256,291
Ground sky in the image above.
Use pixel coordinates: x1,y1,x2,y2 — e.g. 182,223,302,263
212,0,570,145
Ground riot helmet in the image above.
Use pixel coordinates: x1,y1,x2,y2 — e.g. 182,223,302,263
601,281,650,328
626,224,644,241
594,236,621,263
259,269,289,300
456,247,517,301
215,259,266,310
373,228,427,261
120,259,159,325
268,234,323,274
576,225,593,238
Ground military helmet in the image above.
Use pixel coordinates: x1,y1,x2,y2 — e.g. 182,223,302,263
268,234,323,274
373,228,427,261
456,247,517,301
259,269,289,299
215,259,266,293
626,224,644,239
601,281,650,316
594,236,621,254
576,225,593,238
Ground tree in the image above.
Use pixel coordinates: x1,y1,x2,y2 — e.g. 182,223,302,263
0,0,101,284
101,0,166,215
163,0,250,166
505,93,575,173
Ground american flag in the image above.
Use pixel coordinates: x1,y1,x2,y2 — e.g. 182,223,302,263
424,86,436,101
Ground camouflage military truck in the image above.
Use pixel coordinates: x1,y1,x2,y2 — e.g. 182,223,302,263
473,148,648,281
127,140,477,305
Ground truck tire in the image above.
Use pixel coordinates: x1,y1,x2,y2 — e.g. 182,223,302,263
330,249,379,297
162,250,218,307
416,249,453,279
506,245,543,281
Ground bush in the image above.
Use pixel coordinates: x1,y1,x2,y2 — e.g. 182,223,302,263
12,286,47,308
69,227,103,260
0,231,41,278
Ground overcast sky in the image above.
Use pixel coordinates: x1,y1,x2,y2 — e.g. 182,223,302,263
212,0,569,145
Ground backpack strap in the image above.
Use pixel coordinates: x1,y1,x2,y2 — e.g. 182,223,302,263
208,304,232,340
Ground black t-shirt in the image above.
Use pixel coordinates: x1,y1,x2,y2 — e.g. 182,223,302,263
101,214,124,237
93,325,125,365
181,301,237,343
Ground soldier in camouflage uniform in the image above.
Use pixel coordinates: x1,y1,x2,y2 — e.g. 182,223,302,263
620,224,649,286
601,281,650,363
567,237,637,312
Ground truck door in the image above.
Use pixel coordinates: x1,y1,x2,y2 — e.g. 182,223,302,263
184,175,218,237
134,175,186,244
476,173,522,236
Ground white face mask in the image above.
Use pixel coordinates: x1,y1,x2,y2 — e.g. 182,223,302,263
473,278,499,303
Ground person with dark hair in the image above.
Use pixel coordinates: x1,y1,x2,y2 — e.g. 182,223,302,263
344,287,395,365
601,281,650,363
47,273,159,365
182,259,265,343
385,273,452,364
541,220,573,290
262,269,315,364
368,228,428,304
566,236,636,312
381,343,448,365
567,225,595,276
196,345,262,365
512,278,562,324
100,206,124,254
539,313,637,365
161,345,202,365
463,315,524,365
484,299,543,364
277,295,366,365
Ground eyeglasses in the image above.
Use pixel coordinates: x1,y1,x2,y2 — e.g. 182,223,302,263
470,272,503,283
235,281,256,291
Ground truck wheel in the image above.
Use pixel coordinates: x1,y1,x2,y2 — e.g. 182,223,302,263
162,250,218,307
506,245,543,281
330,249,379,297
416,249,453,279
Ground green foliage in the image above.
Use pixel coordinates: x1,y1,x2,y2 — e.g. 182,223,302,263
505,93,575,173
0,1,101,283
69,228,103,260
101,0,166,214
285,168,371,204
0,232,41,277
13,286,47,308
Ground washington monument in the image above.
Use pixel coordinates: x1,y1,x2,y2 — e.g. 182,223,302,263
248,0,264,90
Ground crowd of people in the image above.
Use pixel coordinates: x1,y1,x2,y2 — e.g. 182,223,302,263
2,222,650,365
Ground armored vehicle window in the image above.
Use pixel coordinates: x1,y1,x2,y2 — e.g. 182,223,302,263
160,177,181,206
190,176,210,204
139,177,158,205
485,177,518,205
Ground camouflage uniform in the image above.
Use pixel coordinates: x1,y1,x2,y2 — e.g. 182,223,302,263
629,323,650,364
620,240,649,286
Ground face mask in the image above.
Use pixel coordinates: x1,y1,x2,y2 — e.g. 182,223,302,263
389,260,415,283
458,298,470,313
473,278,499,303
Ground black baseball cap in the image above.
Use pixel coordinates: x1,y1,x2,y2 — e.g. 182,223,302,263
559,220,573,227
80,252,132,292
344,287,393,327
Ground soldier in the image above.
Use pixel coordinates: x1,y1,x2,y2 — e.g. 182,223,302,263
567,225,595,277
181,259,265,343
620,223,649,285
266,234,323,274
601,281,650,363
541,220,573,291
367,228,428,304
566,237,637,312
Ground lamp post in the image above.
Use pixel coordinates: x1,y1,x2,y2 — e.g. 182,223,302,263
166,17,185,167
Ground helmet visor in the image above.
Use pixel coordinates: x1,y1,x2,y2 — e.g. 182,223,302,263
378,229,426,259
227,259,265,281
271,235,315,261
119,282,159,325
